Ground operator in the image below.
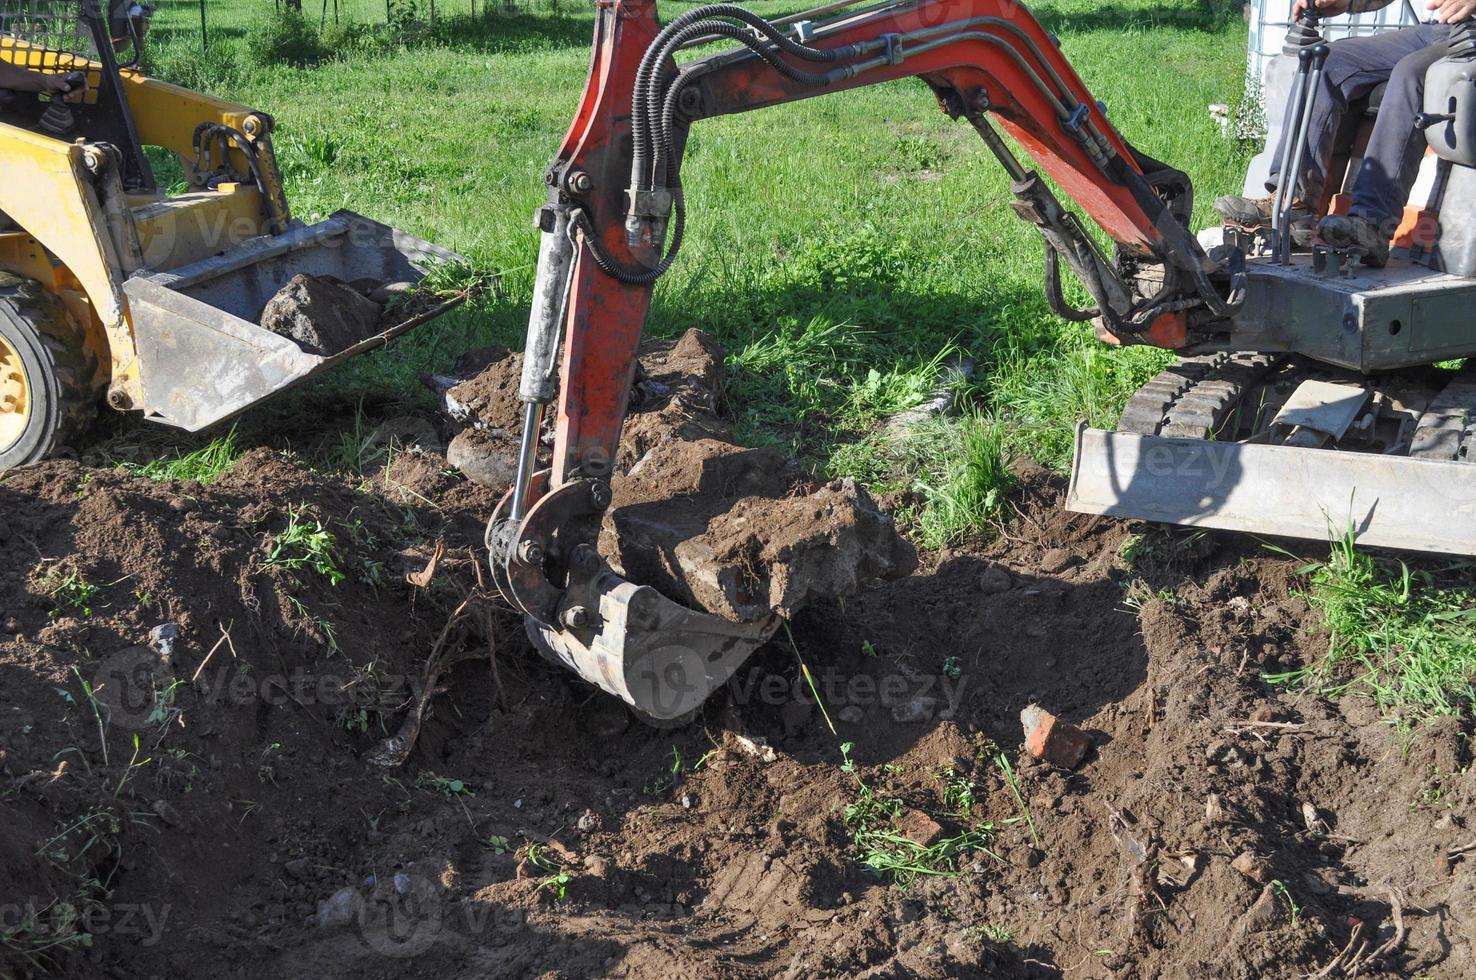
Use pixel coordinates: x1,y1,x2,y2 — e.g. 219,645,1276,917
0,62,86,104
0,65,86,230
1215,0,1476,266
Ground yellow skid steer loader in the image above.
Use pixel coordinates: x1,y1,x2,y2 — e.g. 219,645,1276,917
0,1,464,468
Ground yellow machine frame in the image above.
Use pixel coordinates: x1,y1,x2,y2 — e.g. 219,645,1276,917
0,38,291,410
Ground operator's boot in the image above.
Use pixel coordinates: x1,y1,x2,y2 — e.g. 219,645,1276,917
1213,193,1315,245
1316,213,1390,268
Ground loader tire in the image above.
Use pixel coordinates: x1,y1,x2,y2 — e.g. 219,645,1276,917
0,280,98,472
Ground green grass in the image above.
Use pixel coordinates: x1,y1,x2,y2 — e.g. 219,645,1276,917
133,0,1252,544
1273,530,1476,725
115,425,243,484
912,414,1015,548
839,741,998,886
843,776,999,887
43,567,98,618
263,507,347,585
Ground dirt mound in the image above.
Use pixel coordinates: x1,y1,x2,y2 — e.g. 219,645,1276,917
447,329,915,622
0,448,510,978
260,274,384,356
616,328,733,469
1,363,1472,978
443,345,525,434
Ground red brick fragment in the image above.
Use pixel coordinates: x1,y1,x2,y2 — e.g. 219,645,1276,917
1020,704,1091,769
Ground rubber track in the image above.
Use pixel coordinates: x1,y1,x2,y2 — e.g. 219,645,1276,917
1117,352,1286,439
1409,367,1476,464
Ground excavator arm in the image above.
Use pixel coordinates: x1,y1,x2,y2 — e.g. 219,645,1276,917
488,0,1243,717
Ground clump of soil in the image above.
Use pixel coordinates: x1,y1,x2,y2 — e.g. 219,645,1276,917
616,328,733,469
444,328,914,621
440,345,523,431
437,345,526,490
260,274,385,356
443,427,519,490
603,438,914,621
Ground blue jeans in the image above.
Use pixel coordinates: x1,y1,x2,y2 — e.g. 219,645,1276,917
1268,24,1450,229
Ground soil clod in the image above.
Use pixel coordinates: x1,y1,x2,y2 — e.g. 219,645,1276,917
445,426,518,489
260,273,383,355
1039,547,1073,575
1232,850,1272,884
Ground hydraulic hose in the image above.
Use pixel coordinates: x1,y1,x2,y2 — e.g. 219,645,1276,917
1042,242,1099,322
615,8,874,284
574,194,687,285
632,4,856,191
619,2,1244,321
648,23,855,185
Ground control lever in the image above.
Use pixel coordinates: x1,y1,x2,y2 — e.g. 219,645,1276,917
37,70,87,137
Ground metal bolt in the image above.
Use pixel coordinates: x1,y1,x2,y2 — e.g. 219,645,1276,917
567,170,593,194
81,146,107,174
518,540,544,565
561,605,590,630
588,481,612,511
677,87,703,115
106,388,133,411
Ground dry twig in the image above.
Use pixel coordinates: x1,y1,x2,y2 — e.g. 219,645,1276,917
1310,920,1364,979
190,622,236,683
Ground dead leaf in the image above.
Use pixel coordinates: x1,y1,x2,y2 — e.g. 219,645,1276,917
407,540,447,588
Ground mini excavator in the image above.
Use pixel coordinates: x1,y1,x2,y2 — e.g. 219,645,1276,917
489,0,1476,718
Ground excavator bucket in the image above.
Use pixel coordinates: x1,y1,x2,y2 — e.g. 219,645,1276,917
1066,422,1476,555
122,211,466,431
488,503,784,722
525,573,780,722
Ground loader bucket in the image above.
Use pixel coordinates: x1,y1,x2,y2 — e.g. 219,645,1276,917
121,210,467,432
1065,422,1476,556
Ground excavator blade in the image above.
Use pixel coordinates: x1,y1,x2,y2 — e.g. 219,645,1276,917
523,570,780,722
1066,422,1476,556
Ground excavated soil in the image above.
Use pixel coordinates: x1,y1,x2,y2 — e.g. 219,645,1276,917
2,343,1474,979
446,331,915,623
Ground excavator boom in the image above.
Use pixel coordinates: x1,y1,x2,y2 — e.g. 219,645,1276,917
522,0,1237,493
487,0,1242,718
